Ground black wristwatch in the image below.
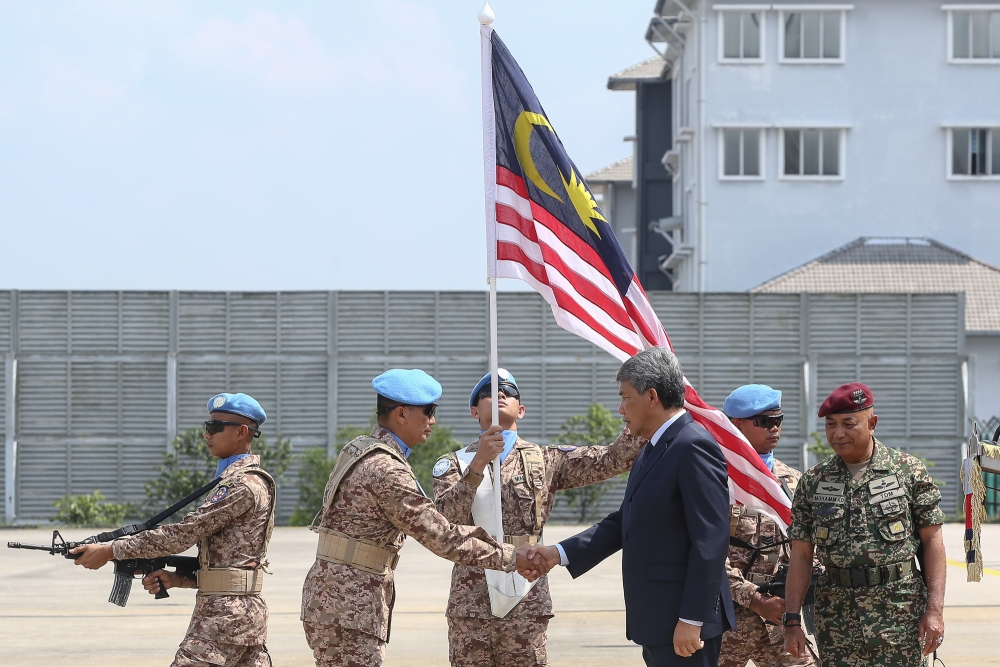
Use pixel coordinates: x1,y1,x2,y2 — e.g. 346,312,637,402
781,612,802,627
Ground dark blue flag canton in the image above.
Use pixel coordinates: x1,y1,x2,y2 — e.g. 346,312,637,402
490,32,634,296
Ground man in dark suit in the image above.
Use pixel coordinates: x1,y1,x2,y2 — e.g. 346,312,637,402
533,347,735,666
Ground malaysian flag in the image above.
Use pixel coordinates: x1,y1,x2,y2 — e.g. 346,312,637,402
480,23,792,529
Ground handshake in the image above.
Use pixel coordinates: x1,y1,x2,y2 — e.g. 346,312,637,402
512,544,562,581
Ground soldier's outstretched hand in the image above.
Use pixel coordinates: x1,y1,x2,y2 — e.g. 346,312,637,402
514,543,550,581
142,569,183,595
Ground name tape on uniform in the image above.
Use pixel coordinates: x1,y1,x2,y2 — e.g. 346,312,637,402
813,481,846,505
869,487,906,503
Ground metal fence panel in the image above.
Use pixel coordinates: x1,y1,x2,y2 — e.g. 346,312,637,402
1,290,966,523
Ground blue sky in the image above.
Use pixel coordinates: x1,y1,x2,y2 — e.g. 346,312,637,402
0,1,654,290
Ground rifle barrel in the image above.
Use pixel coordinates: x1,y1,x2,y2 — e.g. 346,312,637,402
7,542,59,552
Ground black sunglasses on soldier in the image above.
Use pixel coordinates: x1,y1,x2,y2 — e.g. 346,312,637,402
751,414,784,429
204,420,262,438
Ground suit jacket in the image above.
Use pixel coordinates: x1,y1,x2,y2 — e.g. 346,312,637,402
560,412,736,646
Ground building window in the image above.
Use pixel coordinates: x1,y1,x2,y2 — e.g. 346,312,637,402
719,9,765,61
777,7,849,63
781,128,843,179
950,128,1000,177
720,128,764,179
948,9,1000,61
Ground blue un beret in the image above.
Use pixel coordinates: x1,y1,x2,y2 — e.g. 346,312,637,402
723,384,781,419
208,393,267,426
469,368,519,408
372,369,442,405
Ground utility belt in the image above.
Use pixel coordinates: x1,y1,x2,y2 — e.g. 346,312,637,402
504,534,540,547
314,528,400,575
826,558,917,588
198,567,266,595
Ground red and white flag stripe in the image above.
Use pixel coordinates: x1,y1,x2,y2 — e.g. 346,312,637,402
492,166,793,530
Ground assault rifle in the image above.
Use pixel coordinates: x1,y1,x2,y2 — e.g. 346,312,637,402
7,476,220,607
757,563,821,633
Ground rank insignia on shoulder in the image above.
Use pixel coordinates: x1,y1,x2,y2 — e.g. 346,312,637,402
432,458,451,478
889,520,905,535
815,526,830,539
209,486,229,503
556,444,577,452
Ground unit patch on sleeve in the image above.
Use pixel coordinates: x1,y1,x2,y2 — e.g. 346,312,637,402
432,458,451,478
209,486,229,503
556,445,577,452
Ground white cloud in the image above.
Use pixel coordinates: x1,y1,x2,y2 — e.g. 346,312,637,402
175,10,339,90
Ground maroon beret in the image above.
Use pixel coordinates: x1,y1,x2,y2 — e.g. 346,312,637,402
818,382,874,417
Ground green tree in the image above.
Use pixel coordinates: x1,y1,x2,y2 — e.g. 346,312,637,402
54,491,136,527
554,403,625,523
143,427,293,517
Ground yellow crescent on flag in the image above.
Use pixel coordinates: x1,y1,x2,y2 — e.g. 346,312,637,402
512,111,607,239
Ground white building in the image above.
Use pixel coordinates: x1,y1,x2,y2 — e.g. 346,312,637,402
628,0,1000,292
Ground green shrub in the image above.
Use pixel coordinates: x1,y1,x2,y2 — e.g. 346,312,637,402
54,491,136,527
554,403,625,523
144,427,293,518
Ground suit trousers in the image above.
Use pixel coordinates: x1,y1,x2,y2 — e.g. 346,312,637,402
641,635,722,667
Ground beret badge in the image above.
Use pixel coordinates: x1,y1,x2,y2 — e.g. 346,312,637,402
852,389,866,405
213,396,226,409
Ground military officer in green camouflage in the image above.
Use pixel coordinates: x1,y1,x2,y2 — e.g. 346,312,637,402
783,383,947,667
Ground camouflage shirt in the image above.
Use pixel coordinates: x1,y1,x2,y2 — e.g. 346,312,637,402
726,457,802,608
300,427,516,641
432,430,644,619
788,438,944,569
112,455,274,646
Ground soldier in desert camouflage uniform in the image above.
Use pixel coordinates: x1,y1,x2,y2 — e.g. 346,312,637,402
300,369,548,667
784,383,947,667
432,369,644,667
72,393,276,667
718,385,817,667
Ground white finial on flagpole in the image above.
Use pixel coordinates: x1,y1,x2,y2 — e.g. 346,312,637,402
478,2,495,25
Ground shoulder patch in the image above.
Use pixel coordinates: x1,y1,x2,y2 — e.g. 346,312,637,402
556,444,577,452
209,485,229,503
432,458,452,478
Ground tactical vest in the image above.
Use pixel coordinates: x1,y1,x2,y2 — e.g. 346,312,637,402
309,435,414,575
197,465,276,596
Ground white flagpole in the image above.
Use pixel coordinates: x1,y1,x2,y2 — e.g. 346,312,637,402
479,2,504,544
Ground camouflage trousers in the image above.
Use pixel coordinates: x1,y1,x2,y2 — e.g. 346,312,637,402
303,622,386,667
447,615,550,666
170,636,271,667
719,608,818,667
814,578,926,667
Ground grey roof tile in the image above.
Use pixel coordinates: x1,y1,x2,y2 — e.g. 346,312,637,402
608,57,667,90
585,156,633,182
753,237,1000,332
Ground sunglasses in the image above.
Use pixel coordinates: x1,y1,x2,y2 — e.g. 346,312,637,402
751,414,784,429
477,385,520,402
377,403,438,418
204,420,262,438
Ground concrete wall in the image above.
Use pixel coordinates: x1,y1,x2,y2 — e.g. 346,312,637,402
679,0,1000,290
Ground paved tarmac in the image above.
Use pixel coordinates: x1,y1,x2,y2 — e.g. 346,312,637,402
1,523,998,666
